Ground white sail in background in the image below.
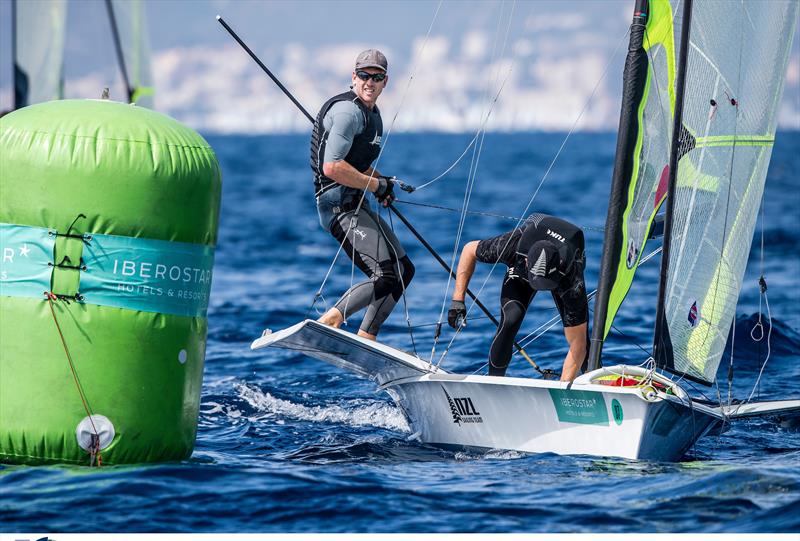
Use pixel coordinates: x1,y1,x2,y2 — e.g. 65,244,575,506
14,0,68,107
659,0,798,384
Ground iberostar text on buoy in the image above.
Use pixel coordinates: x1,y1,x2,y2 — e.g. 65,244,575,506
0,99,221,465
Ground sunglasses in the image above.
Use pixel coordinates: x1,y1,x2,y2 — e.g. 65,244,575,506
355,70,387,83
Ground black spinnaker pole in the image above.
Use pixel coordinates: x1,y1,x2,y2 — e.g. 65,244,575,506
216,16,314,123
105,0,133,103
587,0,652,370
652,0,694,373
216,15,544,372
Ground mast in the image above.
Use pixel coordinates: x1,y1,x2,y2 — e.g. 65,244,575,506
105,0,134,103
587,0,651,370
652,0,693,371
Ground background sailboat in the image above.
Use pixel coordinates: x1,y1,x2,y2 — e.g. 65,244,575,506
10,0,153,111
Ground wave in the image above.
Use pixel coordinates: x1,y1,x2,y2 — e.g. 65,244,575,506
234,382,410,433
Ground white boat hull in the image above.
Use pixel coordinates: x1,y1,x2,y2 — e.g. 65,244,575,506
386,374,719,461
252,320,724,461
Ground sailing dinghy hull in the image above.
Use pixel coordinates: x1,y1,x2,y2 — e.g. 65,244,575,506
386,374,719,461
252,320,722,461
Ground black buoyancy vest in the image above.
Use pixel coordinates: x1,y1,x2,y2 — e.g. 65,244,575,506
310,90,383,196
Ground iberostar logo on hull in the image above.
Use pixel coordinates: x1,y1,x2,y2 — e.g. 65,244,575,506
441,386,483,425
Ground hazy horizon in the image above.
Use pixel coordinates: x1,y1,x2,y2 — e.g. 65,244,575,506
1,0,798,133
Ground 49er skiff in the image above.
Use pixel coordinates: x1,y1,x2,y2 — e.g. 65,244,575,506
251,0,800,461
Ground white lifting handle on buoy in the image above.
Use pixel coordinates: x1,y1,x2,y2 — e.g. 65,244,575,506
76,414,115,452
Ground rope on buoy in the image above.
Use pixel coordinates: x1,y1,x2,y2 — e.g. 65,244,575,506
45,291,102,467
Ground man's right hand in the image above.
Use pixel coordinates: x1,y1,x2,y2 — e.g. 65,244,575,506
448,300,467,329
374,176,396,206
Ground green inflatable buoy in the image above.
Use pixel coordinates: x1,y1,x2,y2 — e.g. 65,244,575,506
0,100,221,465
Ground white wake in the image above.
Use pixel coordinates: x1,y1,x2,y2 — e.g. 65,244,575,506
234,382,410,433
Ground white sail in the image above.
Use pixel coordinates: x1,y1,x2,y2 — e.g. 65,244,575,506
659,0,798,384
14,0,67,107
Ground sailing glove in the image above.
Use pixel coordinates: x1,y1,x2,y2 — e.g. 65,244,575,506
448,300,467,329
374,176,396,206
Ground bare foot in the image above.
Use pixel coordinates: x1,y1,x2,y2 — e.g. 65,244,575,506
357,330,377,341
318,307,344,328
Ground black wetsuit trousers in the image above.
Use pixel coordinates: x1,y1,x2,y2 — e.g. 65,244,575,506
328,206,415,336
489,268,588,377
489,270,536,376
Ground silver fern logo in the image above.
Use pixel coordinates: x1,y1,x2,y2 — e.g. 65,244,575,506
442,386,462,425
531,249,548,277
441,386,483,425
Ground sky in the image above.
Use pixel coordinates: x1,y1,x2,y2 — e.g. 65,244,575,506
0,0,798,133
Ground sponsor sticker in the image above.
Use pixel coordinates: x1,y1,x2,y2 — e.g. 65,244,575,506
0,223,214,317
548,389,609,426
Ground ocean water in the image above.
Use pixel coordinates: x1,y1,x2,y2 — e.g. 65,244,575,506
2,132,799,533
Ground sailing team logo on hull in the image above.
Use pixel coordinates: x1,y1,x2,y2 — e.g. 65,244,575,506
441,386,483,425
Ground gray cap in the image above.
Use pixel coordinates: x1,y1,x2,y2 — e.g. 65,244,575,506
355,49,388,72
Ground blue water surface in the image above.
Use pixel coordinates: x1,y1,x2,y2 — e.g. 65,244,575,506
2,132,799,533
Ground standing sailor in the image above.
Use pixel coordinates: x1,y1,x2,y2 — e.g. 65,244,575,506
311,49,414,341
448,214,588,381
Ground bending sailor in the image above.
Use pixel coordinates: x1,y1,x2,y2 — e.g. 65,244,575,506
311,49,414,341
449,214,588,381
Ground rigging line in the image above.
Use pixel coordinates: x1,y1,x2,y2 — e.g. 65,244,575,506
305,221,350,318
414,133,479,191
105,0,133,103
727,310,736,408
408,314,497,329
433,8,522,366
46,293,103,466
395,199,608,232
384,206,418,356
743,192,771,403
517,291,655,360
431,0,516,361
396,199,522,221
746,289,773,404
449,24,633,361
415,0,519,193
440,0,516,303
341,222,361,325
415,75,512,192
